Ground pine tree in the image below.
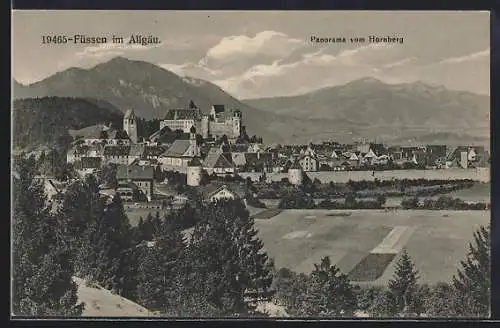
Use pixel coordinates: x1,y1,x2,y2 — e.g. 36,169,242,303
12,157,83,316
423,282,457,317
137,221,186,312
452,225,490,317
388,248,420,316
295,256,356,317
180,199,272,316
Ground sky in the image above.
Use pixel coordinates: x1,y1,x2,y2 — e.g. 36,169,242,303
12,11,490,99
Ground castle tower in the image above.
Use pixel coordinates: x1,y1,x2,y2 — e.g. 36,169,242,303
232,109,242,139
187,157,203,187
123,109,138,144
201,115,210,139
288,159,303,185
189,125,199,156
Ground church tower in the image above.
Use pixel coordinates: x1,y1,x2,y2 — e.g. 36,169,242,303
123,109,138,144
232,109,242,139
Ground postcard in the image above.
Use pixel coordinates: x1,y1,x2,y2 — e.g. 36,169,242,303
11,10,490,319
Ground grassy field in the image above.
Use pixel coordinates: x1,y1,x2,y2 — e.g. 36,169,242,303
254,209,489,286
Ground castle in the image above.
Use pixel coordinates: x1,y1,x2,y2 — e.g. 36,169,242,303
159,101,242,142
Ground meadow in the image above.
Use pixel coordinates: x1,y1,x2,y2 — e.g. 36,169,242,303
254,209,489,286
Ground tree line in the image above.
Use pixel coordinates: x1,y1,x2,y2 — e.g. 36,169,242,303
12,155,273,316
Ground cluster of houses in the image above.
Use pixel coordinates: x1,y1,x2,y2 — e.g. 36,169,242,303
64,102,490,206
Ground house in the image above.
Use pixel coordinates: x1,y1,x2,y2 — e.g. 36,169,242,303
272,157,290,173
400,146,425,160
370,143,387,157
203,148,235,176
144,146,168,161
298,146,318,172
74,156,102,176
388,146,403,161
158,131,199,169
247,143,265,153
362,149,378,165
67,144,90,163
244,152,273,173
411,150,427,166
200,183,247,207
425,145,447,166
128,144,145,164
231,152,247,170
116,182,139,202
116,165,155,201
103,145,130,165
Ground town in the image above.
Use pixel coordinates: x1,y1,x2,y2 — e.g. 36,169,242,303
55,101,489,208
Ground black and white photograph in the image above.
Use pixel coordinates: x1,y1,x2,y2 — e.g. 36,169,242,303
11,10,490,318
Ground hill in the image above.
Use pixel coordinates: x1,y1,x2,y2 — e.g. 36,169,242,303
12,97,123,151
244,78,490,144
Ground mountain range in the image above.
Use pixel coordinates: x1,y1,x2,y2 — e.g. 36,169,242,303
13,56,490,146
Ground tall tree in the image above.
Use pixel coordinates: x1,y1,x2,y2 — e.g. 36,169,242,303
295,257,356,317
12,157,83,316
182,199,273,316
388,248,420,316
452,225,490,317
137,221,186,312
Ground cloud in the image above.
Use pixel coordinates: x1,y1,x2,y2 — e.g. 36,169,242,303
439,48,489,64
201,30,304,66
212,42,402,98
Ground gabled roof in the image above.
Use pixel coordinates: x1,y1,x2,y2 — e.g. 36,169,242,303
144,146,167,157
200,182,246,200
229,144,250,153
162,140,192,157
202,147,223,168
212,154,234,169
164,109,200,120
129,144,145,157
103,145,131,156
116,165,154,181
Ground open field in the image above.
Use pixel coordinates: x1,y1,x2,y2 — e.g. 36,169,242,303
254,209,489,286
252,208,283,220
240,168,490,183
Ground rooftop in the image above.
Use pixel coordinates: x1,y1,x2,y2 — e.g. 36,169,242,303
116,165,154,181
